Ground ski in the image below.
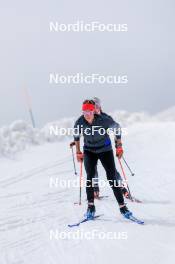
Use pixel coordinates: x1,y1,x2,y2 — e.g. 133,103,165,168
123,213,144,225
68,214,104,228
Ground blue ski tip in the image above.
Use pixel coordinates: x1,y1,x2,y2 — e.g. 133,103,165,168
123,213,144,225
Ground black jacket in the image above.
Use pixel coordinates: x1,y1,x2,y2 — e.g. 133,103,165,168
73,113,121,153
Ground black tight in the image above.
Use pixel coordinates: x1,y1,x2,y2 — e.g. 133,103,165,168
84,150,124,206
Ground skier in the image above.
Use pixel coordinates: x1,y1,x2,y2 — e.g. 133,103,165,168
73,99,132,219
92,97,130,199
70,98,129,199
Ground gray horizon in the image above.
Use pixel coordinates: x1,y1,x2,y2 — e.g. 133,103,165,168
0,0,175,127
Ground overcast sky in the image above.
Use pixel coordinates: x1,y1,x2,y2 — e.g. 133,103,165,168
0,0,174,127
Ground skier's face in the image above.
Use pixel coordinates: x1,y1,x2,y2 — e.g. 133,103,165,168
83,111,94,123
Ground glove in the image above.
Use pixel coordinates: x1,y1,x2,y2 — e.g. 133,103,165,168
76,151,84,162
116,144,123,159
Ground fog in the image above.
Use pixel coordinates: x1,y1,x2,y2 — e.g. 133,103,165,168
0,0,174,127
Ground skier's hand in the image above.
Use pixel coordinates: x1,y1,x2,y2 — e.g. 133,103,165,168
116,145,123,159
76,151,84,162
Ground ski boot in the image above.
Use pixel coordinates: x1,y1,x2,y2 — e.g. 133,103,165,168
120,205,132,218
85,204,96,220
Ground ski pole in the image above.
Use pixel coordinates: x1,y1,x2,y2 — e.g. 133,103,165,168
70,142,77,175
117,157,133,201
122,156,135,176
79,161,83,205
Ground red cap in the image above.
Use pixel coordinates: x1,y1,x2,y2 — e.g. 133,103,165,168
82,103,95,111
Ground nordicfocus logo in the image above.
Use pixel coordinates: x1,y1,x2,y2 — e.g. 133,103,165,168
49,177,126,189
49,21,128,32
50,229,128,240
49,125,128,137
49,73,128,85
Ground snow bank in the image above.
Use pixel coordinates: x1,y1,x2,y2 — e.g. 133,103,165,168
110,110,150,126
0,106,174,156
0,120,45,156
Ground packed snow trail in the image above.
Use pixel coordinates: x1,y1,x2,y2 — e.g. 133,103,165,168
0,123,175,264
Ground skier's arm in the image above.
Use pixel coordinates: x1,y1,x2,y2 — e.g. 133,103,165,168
73,118,84,162
115,138,122,147
75,140,81,153
73,118,81,142
105,115,123,158
74,140,84,162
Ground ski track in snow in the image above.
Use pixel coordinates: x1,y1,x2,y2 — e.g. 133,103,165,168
0,123,175,264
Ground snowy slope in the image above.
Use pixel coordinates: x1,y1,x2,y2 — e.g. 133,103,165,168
0,120,175,264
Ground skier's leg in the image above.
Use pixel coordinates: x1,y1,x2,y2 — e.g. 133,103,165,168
84,150,98,204
98,150,124,206
93,165,100,197
99,151,132,215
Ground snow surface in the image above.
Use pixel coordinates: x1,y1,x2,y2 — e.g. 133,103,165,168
0,108,175,264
